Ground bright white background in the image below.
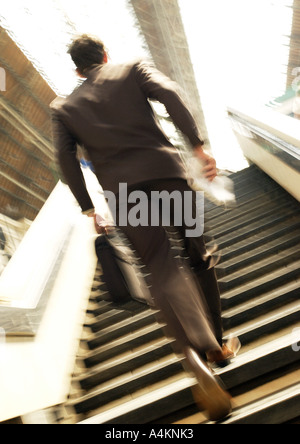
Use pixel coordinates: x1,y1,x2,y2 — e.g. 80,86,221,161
0,0,294,170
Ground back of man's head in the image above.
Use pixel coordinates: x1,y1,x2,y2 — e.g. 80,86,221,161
68,34,106,74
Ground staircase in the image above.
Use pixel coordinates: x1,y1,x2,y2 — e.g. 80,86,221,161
54,165,300,425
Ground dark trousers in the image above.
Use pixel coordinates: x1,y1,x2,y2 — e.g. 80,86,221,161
115,178,223,353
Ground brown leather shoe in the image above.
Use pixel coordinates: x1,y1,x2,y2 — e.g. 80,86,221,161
184,347,232,422
207,336,241,368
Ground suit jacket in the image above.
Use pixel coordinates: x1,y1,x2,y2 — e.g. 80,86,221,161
51,61,204,212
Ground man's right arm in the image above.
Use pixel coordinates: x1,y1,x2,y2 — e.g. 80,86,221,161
134,62,217,181
134,61,204,149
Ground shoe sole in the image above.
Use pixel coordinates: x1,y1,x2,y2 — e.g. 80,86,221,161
185,347,232,422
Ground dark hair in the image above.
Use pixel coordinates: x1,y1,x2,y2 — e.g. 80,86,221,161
68,34,106,73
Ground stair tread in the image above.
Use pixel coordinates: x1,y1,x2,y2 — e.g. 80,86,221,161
83,337,174,373
76,330,300,424
77,376,197,424
216,332,300,389
207,209,299,249
219,245,300,286
69,355,184,413
220,217,300,261
223,280,300,319
78,323,164,364
221,259,300,304
86,310,157,349
206,199,299,239
220,382,300,425
218,231,300,275
56,166,300,425
225,300,300,345
205,191,294,228
177,368,300,425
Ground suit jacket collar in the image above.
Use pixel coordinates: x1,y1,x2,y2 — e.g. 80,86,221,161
85,64,105,78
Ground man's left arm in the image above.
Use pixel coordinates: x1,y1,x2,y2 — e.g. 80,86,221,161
51,111,95,214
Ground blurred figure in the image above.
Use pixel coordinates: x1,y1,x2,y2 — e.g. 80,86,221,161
51,34,240,421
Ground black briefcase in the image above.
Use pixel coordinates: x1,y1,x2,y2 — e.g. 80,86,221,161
95,233,149,305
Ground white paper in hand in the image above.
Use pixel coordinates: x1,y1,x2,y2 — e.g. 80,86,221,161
187,157,236,207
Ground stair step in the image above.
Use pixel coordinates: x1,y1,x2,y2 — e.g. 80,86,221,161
86,310,157,350
206,208,299,250
225,301,300,346
217,231,300,278
77,376,196,425
86,300,149,332
220,383,300,424
83,338,174,376
86,309,131,329
205,198,298,240
221,260,300,310
217,333,300,390
218,245,300,292
230,168,276,191
222,281,300,330
205,168,282,217
78,325,165,384
87,300,147,317
232,171,280,195
76,331,300,424
205,188,289,229
70,356,184,415
219,217,300,263
86,301,115,316
86,310,136,333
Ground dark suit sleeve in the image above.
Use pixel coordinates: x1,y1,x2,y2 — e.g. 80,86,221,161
134,62,204,148
51,110,94,213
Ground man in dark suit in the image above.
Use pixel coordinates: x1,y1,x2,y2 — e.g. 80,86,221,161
51,34,239,420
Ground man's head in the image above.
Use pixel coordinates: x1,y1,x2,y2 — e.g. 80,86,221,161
68,34,107,77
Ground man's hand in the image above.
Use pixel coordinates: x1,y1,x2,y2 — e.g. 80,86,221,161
88,212,112,235
194,145,217,182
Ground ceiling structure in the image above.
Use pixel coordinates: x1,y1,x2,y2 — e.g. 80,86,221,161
128,0,210,148
0,27,57,221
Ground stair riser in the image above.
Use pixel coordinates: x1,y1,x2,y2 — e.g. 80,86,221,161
230,310,300,345
219,220,300,263
73,362,183,415
221,269,300,310
80,329,164,383
217,236,300,278
220,345,300,390
87,314,156,350
222,290,300,330
227,395,300,425
84,343,174,375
